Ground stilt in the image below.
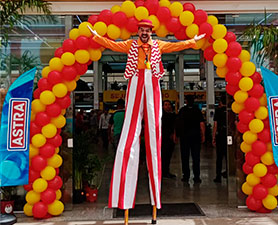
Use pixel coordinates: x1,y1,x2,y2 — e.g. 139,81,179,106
151,206,157,224
124,209,129,225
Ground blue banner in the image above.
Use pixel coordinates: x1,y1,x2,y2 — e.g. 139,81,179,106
261,67,278,166
0,67,36,186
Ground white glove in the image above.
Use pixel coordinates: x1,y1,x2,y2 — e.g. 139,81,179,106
87,25,98,36
194,33,206,41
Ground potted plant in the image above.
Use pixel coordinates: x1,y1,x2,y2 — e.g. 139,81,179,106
0,187,16,214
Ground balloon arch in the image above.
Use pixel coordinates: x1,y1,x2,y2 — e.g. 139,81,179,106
24,0,278,218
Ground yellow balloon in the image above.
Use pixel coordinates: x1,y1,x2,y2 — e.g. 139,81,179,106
179,11,194,26
259,93,267,106
69,28,79,40
213,53,228,68
249,119,264,133
201,39,212,51
41,66,50,78
121,1,136,18
269,185,278,196
262,194,277,210
48,200,64,216
52,83,68,98
75,49,90,64
61,109,66,115
238,50,251,62
243,131,257,145
240,62,256,77
148,15,160,31
24,203,33,216
88,48,102,61
32,134,46,148
239,77,253,91
31,99,46,113
79,22,94,38
253,163,267,177
231,102,244,113
107,24,121,40
186,24,199,39
64,80,77,92
234,90,249,104
135,6,149,21
51,115,66,128
267,142,272,152
216,66,228,78
33,178,48,193
49,57,63,72
40,90,56,105
160,0,170,7
169,2,183,17
261,152,274,165
255,106,268,120
111,5,121,13
48,154,63,168
213,39,228,54
240,141,251,153
207,15,218,26
29,145,39,159
94,22,107,37
42,123,57,138
212,24,227,39
40,166,56,180
120,28,131,40
56,189,62,200
55,147,60,154
242,182,253,195
193,39,205,50
156,24,168,38
61,52,75,66
26,190,40,205
246,173,260,186
31,111,36,121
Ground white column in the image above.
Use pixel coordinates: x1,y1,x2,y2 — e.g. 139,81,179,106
178,54,184,109
205,61,215,126
93,61,99,109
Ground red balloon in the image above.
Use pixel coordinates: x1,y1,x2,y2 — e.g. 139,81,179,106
29,169,40,183
89,38,102,49
63,39,77,53
75,36,90,50
239,109,254,124
242,162,253,174
156,7,171,23
98,9,113,25
31,155,47,172
35,112,50,127
54,47,64,58
183,3,195,12
225,71,242,86
33,88,41,99
225,41,242,57
62,66,78,81
41,188,56,204
246,195,262,211
23,184,33,191
199,22,213,38
226,57,242,72
38,78,51,92
248,84,264,98
48,71,63,85
261,174,277,188
30,122,41,137
55,168,60,175
237,121,249,133
166,17,181,33
126,17,139,33
252,140,267,156
46,103,62,118
88,15,98,26
112,11,128,28
245,152,260,166
40,143,55,158
250,72,262,84
56,95,71,109
253,184,268,200
226,83,239,96
135,0,145,7
258,129,271,143
174,27,187,40
267,164,278,174
144,0,159,15
245,97,260,112
47,134,62,147
257,206,272,213
263,119,270,129
33,202,48,219
204,46,216,61
224,31,237,43
74,62,88,75
194,9,207,25
57,128,61,134
48,176,63,190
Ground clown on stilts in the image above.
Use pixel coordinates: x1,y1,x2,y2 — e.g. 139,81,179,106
89,20,205,224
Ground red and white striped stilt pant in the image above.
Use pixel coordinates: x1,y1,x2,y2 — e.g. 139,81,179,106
108,69,162,209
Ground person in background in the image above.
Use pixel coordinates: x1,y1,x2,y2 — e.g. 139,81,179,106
161,100,176,179
212,95,227,183
99,108,111,150
109,99,125,152
176,95,205,184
